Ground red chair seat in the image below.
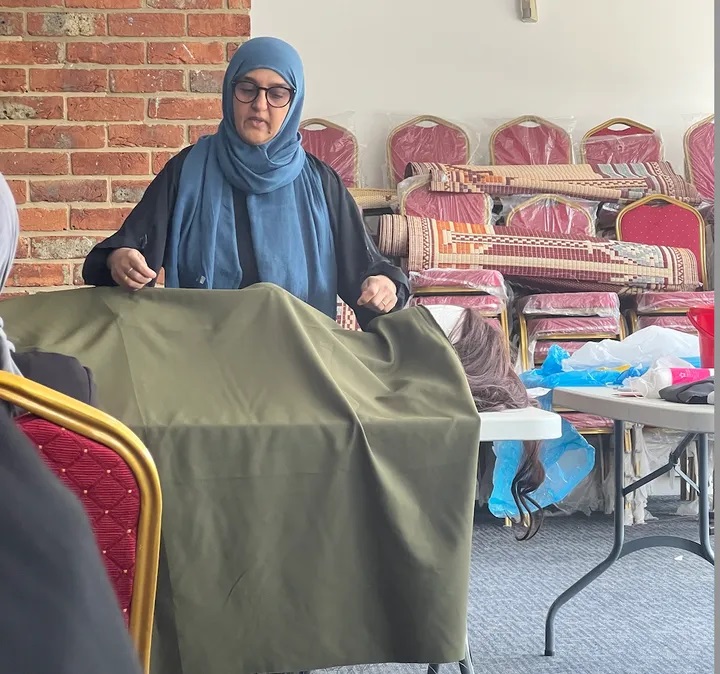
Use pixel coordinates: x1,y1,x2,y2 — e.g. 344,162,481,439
636,290,714,313
410,294,505,314
560,412,613,431
637,315,696,334
519,292,619,317
16,414,140,624
527,316,621,342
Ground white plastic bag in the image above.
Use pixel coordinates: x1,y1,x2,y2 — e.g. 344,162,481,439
563,327,699,371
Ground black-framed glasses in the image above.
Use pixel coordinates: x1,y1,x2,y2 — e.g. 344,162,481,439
233,80,295,108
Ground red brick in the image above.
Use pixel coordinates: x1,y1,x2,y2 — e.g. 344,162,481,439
72,151,149,175
7,262,70,287
111,178,149,202
108,12,185,37
109,123,184,148
65,0,139,7
189,69,223,94
189,123,217,143
67,42,144,65
152,151,175,174
0,0,61,7
70,206,131,230
148,41,224,65
0,42,59,65
149,97,220,120
27,12,106,36
30,178,107,202
67,97,144,122
0,124,25,148
30,68,108,93
7,179,26,204
28,124,105,149
227,42,243,61
73,263,84,285
0,12,23,36
17,205,68,231
188,13,249,37
0,68,26,91
228,0,250,7
0,95,63,120
16,237,29,258
30,235,100,259
109,69,183,93
0,151,68,175
147,0,220,6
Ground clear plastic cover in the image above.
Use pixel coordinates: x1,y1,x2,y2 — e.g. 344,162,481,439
580,119,663,164
560,412,613,431
519,292,620,318
386,115,474,187
636,315,696,333
300,113,360,188
683,114,714,202
503,194,597,236
398,174,493,224
485,115,575,165
409,268,508,300
636,290,714,313
534,340,588,362
410,294,505,314
526,316,622,342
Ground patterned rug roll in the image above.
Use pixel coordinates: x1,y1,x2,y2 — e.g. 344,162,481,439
379,215,701,293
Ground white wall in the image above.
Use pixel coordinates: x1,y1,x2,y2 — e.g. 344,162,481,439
254,0,714,187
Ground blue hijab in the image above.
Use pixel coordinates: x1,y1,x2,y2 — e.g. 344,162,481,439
164,37,337,318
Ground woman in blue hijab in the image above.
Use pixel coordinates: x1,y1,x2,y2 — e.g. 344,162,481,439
82,37,408,327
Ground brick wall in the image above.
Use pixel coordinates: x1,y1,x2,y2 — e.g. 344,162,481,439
0,0,250,295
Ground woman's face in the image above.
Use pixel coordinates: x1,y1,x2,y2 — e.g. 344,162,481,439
232,68,294,145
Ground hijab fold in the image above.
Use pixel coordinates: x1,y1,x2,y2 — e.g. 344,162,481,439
164,37,337,318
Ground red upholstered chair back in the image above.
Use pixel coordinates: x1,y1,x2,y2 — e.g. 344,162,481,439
581,118,663,164
616,195,707,286
387,116,469,186
683,115,715,202
506,194,594,237
17,414,140,623
299,118,360,188
0,372,161,674
489,115,572,165
400,177,493,225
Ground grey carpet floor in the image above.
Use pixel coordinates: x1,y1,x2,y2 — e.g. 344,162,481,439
333,497,714,674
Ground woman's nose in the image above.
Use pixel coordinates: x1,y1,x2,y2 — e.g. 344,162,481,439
252,90,269,112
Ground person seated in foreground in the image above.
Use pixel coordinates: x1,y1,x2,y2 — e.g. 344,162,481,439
428,304,546,539
81,37,409,330
0,174,97,407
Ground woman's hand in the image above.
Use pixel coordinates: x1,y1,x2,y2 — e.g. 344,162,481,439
357,275,398,313
107,248,157,291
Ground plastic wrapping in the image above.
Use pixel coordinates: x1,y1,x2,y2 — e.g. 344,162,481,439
519,292,620,317
624,356,713,398
534,340,587,362
561,412,613,431
636,290,714,313
562,326,700,371
526,316,621,342
409,268,508,300
683,114,714,202
398,174,493,224
580,118,663,164
299,114,360,188
410,294,505,314
486,115,575,165
502,194,597,236
637,315,696,334
386,115,474,187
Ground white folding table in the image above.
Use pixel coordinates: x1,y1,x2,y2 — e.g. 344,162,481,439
544,386,714,657
430,405,562,674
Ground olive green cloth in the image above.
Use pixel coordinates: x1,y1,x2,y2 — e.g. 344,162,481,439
1,284,481,674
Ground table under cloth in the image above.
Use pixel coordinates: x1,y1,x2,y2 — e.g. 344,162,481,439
405,161,703,205
0,284,482,674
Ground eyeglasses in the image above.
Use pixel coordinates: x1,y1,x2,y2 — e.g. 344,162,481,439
233,81,295,108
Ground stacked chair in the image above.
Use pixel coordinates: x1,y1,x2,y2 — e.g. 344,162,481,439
580,117,663,164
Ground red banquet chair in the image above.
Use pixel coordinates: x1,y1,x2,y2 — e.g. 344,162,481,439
0,372,162,674
387,115,470,187
489,115,572,165
505,194,594,237
683,115,714,202
581,117,663,165
300,118,360,188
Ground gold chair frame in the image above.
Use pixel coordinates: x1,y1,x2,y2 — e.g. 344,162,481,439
505,193,594,235
0,372,162,674
580,117,662,163
489,115,572,165
682,114,714,187
299,117,361,188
